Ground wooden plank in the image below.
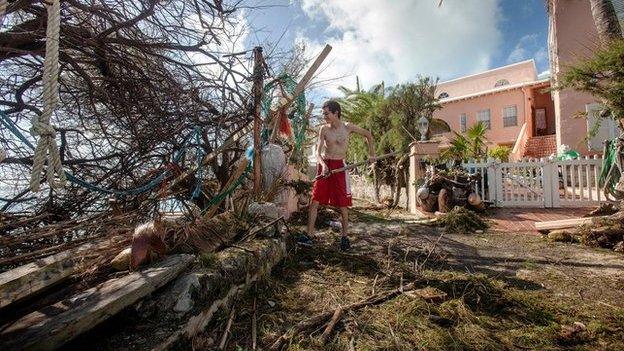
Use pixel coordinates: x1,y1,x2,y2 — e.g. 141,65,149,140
0,254,194,351
534,217,604,231
0,237,123,309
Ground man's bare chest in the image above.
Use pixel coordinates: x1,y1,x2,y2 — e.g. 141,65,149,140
324,128,349,147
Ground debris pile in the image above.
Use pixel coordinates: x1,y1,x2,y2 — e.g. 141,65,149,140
437,206,489,234
537,205,624,252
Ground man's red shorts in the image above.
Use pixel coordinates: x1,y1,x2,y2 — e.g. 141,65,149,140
311,159,352,207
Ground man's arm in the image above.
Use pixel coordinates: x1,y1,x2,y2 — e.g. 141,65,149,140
347,123,376,162
316,126,329,174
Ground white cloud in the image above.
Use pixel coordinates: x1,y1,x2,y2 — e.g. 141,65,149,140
297,0,502,97
506,33,547,67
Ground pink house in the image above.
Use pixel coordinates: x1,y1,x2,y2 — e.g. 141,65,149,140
433,0,623,159
433,60,555,159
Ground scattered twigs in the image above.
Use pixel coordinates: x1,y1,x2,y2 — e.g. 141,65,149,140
319,306,343,344
218,305,236,350
270,281,418,350
252,287,258,350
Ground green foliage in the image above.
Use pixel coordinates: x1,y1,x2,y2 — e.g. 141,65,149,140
488,145,512,162
559,39,624,121
337,81,389,164
338,76,447,165
441,122,489,161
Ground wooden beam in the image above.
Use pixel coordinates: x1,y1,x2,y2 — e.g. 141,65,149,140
0,254,194,351
252,47,265,198
0,237,123,309
292,44,332,101
534,217,601,231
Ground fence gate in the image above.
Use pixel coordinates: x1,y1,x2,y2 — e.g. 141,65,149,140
463,156,605,208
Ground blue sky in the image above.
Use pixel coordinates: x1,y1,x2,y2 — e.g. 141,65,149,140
241,0,549,99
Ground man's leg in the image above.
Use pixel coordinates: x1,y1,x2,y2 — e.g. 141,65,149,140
339,206,351,251
339,206,348,237
307,200,320,236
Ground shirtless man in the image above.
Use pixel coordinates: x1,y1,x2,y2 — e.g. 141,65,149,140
304,100,376,251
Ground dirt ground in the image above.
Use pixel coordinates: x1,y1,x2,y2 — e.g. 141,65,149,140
196,201,624,350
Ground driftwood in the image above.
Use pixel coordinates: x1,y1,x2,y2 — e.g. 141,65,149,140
0,254,194,351
0,236,124,308
94,237,287,351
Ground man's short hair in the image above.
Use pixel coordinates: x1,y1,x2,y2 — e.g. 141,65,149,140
322,100,341,119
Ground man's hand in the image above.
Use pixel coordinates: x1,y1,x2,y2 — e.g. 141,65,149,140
320,163,329,177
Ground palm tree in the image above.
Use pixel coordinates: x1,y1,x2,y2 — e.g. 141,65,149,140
466,122,489,158
589,0,622,43
442,121,489,161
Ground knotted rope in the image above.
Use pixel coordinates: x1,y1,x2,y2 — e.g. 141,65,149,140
30,0,65,192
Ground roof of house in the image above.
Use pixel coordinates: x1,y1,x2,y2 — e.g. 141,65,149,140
438,78,550,104
438,59,536,86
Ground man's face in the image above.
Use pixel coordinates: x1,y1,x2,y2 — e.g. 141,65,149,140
322,107,338,123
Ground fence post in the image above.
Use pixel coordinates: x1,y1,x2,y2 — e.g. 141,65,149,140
489,158,501,207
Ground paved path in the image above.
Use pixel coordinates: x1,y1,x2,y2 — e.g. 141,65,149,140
487,207,592,233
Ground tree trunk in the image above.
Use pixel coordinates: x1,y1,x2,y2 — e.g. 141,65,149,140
392,173,401,208
589,0,622,42
373,168,381,203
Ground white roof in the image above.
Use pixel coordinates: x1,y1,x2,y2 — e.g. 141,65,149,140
439,78,550,104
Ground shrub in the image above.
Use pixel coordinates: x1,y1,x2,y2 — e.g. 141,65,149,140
487,145,512,162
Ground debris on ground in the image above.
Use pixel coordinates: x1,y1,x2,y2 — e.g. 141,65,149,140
539,211,624,252
437,206,489,234
547,229,578,243
583,202,619,217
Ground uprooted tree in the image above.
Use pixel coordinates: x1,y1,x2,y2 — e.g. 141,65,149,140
0,0,314,267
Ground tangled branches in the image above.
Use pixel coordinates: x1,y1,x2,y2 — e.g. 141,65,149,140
0,0,261,217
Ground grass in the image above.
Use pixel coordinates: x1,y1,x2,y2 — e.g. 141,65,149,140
190,207,624,351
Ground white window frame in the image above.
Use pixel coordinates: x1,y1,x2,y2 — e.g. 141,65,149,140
476,109,491,129
502,105,517,127
459,113,467,132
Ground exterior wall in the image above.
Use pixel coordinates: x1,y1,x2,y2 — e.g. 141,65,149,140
437,60,536,98
433,89,526,146
550,0,600,154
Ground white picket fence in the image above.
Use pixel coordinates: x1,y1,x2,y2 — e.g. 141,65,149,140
462,156,606,208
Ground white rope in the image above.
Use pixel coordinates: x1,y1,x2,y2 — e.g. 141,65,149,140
30,0,66,192
0,0,7,27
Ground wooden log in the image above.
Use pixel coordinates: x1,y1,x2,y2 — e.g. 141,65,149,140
252,47,265,198
0,237,123,309
534,217,605,231
0,254,194,351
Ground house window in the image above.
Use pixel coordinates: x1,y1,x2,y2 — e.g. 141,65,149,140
460,113,467,132
438,92,449,99
477,109,491,129
503,105,517,127
494,79,509,87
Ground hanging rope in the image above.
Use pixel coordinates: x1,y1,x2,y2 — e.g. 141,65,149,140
1,111,196,196
30,0,65,192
